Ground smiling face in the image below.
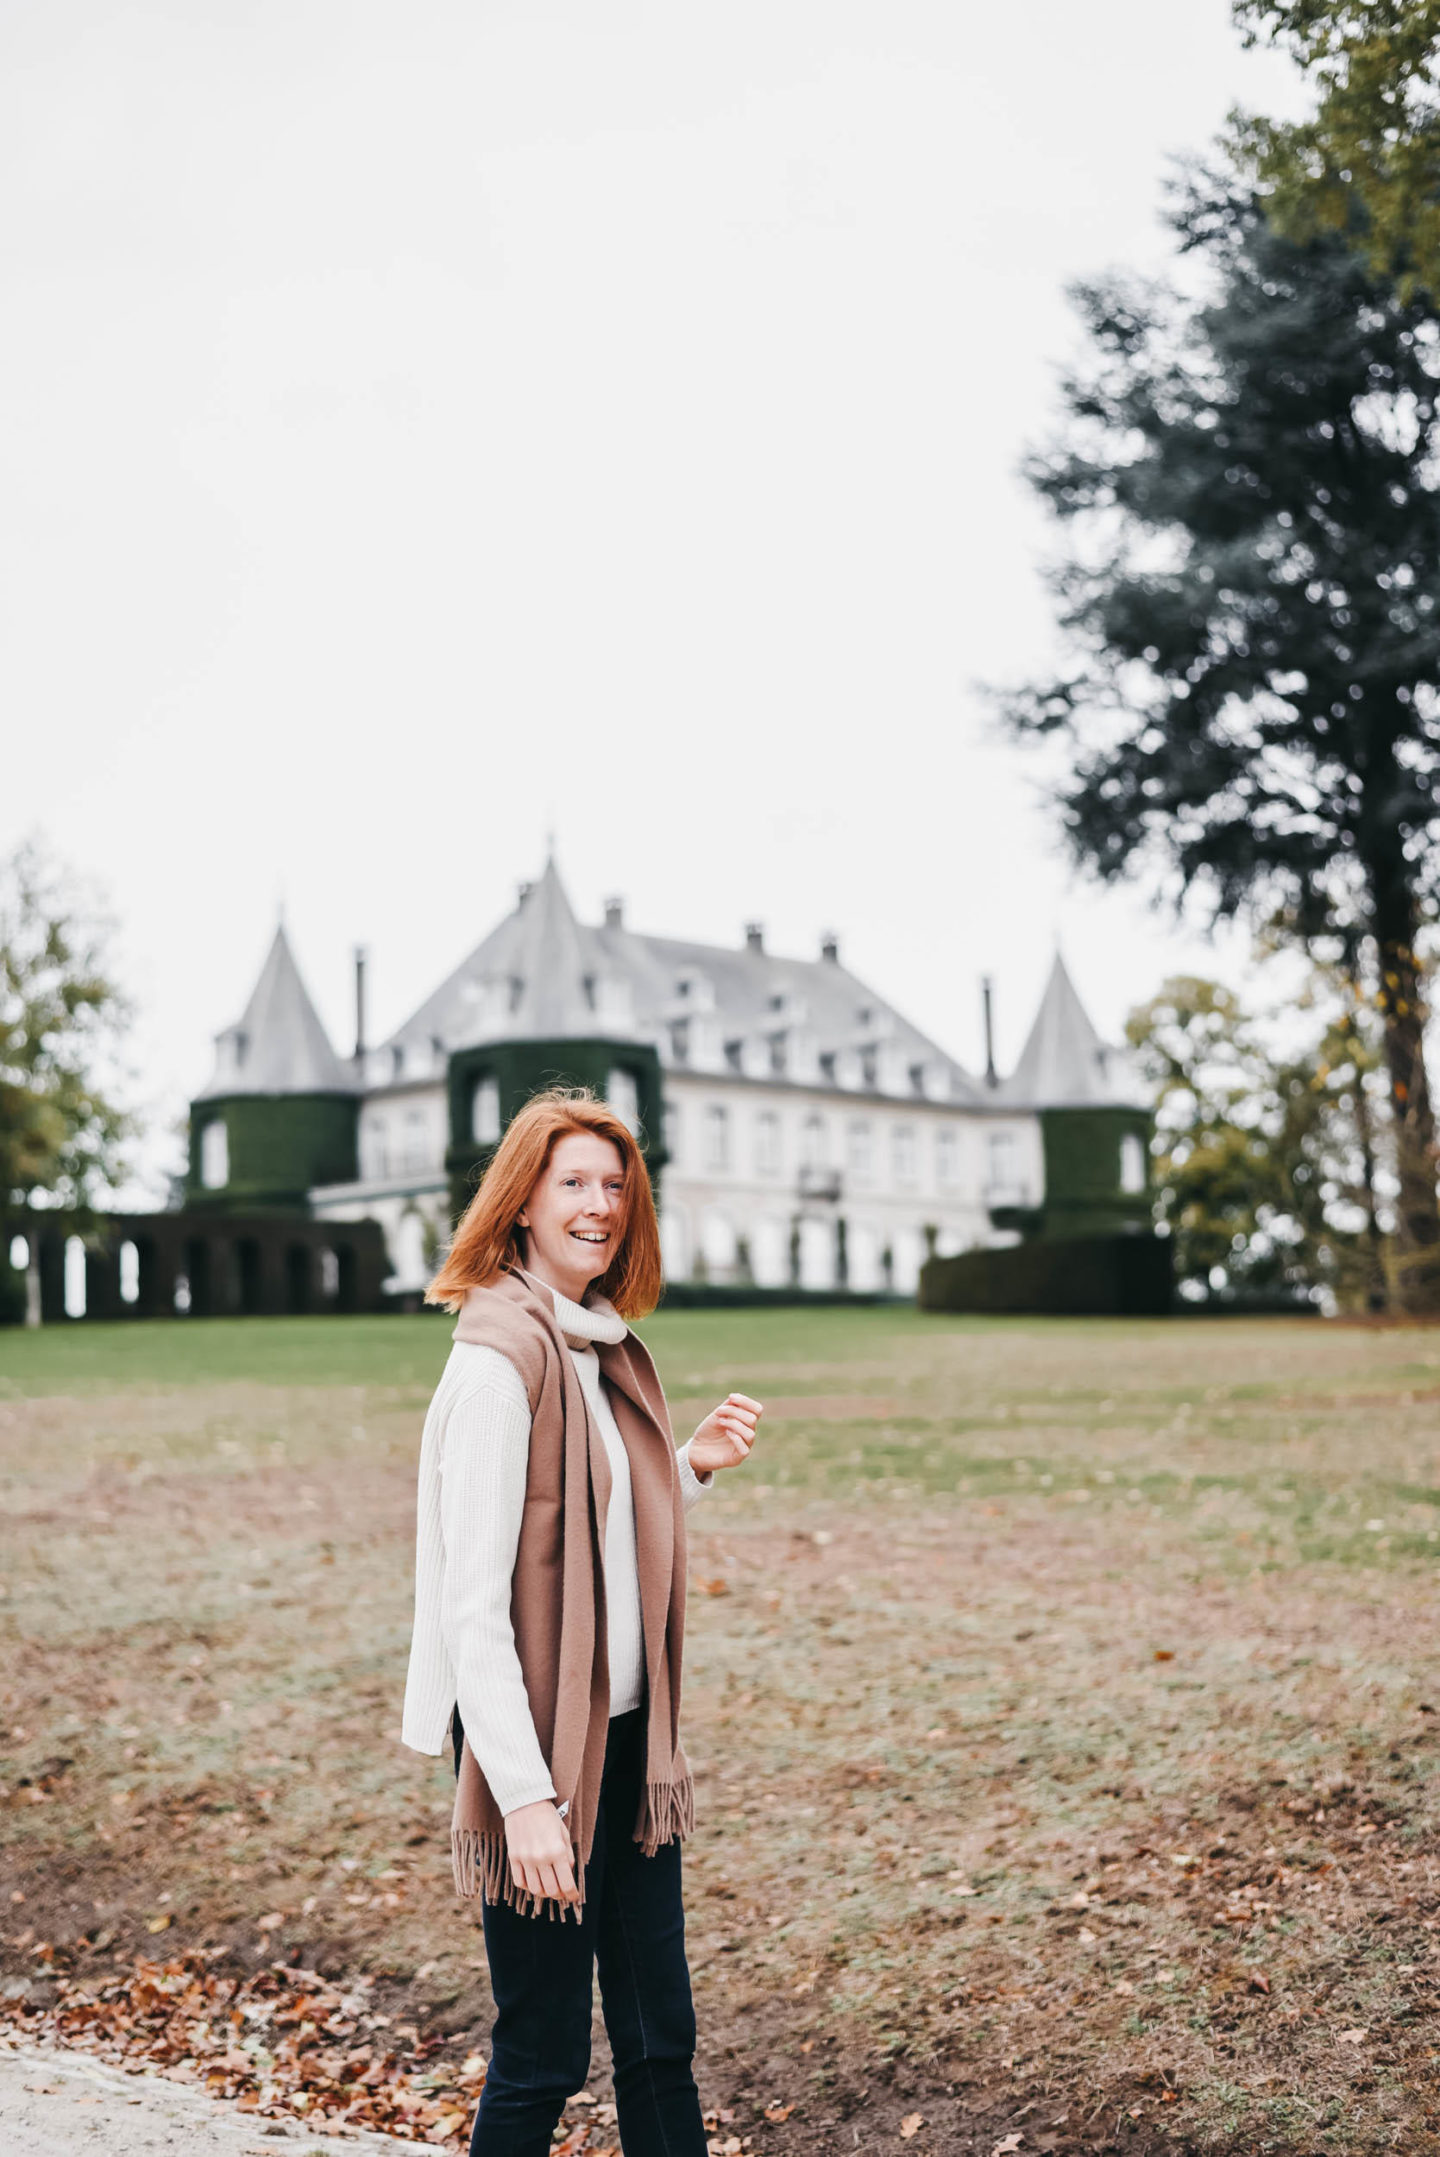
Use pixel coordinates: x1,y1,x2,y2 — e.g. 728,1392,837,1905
517,1129,628,1305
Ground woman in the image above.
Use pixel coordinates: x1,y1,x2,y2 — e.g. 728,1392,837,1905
402,1087,762,2157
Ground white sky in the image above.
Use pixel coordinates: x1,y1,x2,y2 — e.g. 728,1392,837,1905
0,2,1307,1194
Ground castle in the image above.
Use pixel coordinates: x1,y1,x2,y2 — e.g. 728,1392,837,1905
184,856,1151,1300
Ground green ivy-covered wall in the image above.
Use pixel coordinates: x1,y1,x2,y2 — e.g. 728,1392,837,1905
188,1094,359,1214
444,1038,667,1221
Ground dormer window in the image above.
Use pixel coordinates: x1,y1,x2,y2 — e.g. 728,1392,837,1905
234,1031,249,1069
391,1044,405,1080
676,978,691,999
768,1032,788,1078
725,1039,744,1072
670,1018,691,1064
818,1052,836,1084
508,977,524,1013
860,1046,878,1088
582,975,597,1011
909,1062,926,1097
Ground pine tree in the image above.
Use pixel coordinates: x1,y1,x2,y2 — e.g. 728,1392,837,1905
1006,173,1440,1309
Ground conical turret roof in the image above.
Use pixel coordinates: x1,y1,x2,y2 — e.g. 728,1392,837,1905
507,854,605,1037
197,925,356,1099
1003,952,1140,1109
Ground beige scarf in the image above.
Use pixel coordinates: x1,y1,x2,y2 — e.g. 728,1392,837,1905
448,1266,693,1918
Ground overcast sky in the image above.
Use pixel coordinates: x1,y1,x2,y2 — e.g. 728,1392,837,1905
2,2,1306,1193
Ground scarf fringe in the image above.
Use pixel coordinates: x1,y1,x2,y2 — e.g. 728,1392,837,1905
638,1772,695,1859
451,1775,694,1913
451,1827,590,1923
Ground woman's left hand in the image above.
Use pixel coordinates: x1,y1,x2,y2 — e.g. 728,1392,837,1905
688,1392,764,1475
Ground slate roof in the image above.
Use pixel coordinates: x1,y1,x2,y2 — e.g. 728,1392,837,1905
383,857,986,1102
198,925,357,1099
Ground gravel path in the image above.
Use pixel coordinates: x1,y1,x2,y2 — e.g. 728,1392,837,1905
0,2038,415,2157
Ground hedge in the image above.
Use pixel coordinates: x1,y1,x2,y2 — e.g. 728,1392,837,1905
918,1233,1173,1317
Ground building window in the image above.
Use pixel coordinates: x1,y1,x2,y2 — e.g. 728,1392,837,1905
891,1124,917,1186
860,1045,878,1089
200,1119,229,1190
607,1066,639,1133
402,1109,427,1172
391,1044,405,1079
987,1130,1019,1196
670,1018,691,1065
1120,1131,1147,1194
704,1105,730,1173
472,1075,501,1144
936,1128,959,1188
768,1032,788,1078
755,1111,781,1177
801,1114,827,1171
847,1120,873,1183
118,1240,140,1305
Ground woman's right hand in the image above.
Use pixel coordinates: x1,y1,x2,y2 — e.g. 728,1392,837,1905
504,1798,579,1907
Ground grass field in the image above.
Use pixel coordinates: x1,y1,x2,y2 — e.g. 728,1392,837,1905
2,1308,1439,2155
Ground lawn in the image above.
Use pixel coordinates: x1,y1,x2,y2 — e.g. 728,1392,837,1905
2,1308,1439,2156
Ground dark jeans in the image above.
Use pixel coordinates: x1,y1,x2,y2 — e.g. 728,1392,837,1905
452,1705,706,2157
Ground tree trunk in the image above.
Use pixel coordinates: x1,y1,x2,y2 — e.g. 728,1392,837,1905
1375,932,1440,1315
1347,1035,1388,1314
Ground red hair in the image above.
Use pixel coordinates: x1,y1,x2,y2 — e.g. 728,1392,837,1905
426,1086,663,1320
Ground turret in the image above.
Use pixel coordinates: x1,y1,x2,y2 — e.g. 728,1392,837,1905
188,926,359,1212
999,953,1152,1239
439,857,667,1217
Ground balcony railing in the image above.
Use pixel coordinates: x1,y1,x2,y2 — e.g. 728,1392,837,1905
797,1164,843,1202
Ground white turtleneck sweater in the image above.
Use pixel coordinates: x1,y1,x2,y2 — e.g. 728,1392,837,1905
400,1284,711,1817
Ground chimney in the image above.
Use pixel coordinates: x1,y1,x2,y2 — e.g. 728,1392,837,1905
981,975,998,1089
820,931,839,963
604,895,624,929
353,947,368,1066
745,922,765,953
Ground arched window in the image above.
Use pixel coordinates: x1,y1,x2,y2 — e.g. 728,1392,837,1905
1119,1132,1147,1194
118,1240,140,1305
471,1075,501,1145
606,1067,639,1133
64,1236,87,1318
200,1118,229,1189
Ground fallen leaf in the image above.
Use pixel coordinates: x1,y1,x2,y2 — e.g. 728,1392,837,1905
694,1578,729,1597
1153,1649,1175,1662
1338,2027,1368,2045
764,2103,795,2122
1077,1927,1097,1944
256,1913,284,1932
145,1915,172,1933
991,2137,1025,2156
1248,1971,1270,1995
899,2115,925,2139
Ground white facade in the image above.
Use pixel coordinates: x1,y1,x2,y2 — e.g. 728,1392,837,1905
204,860,1142,1294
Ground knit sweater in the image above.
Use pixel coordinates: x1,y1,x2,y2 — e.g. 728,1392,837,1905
401,1283,711,1816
